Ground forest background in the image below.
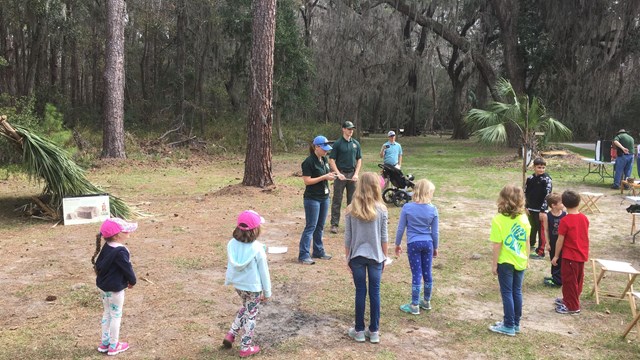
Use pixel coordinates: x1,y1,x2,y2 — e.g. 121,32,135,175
2,0,640,163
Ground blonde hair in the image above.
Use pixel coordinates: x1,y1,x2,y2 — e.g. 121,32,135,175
347,172,385,221
412,179,435,204
497,184,525,219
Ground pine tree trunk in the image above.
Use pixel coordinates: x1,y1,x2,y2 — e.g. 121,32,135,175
243,0,276,187
174,0,186,133
102,0,127,159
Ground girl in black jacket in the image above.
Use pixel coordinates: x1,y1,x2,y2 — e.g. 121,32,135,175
91,217,138,356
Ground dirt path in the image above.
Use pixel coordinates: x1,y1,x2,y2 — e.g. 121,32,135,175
1,158,640,359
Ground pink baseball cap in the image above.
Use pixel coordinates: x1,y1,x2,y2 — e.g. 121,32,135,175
100,218,138,238
237,210,265,231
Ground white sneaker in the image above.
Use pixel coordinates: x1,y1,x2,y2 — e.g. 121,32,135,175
364,329,380,343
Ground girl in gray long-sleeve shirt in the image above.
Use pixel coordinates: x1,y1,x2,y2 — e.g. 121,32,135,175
344,172,389,344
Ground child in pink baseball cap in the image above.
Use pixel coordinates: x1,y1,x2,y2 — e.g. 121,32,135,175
222,210,272,357
91,217,138,356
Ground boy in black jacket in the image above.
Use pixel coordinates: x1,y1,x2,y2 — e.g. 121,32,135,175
524,158,552,259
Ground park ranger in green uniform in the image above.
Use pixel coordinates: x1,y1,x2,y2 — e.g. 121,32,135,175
328,121,362,234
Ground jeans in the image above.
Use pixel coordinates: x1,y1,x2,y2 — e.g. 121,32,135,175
349,256,383,332
331,171,356,227
407,241,433,304
298,197,329,260
497,263,524,329
614,154,634,187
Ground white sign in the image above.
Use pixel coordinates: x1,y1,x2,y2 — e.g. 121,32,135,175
62,195,110,225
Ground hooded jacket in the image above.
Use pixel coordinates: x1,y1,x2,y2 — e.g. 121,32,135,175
95,243,136,292
224,238,272,298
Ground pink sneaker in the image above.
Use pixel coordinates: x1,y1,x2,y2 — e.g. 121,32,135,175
97,344,109,353
239,345,260,357
222,332,235,348
107,342,129,356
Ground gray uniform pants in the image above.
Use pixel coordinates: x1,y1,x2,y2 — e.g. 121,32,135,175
331,171,356,227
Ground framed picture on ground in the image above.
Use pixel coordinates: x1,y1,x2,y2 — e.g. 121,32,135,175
62,195,110,225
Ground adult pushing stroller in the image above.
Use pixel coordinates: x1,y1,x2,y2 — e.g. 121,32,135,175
378,163,415,207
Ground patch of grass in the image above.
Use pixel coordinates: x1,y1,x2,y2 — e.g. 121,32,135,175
172,225,188,233
271,336,305,354
173,256,206,270
14,283,47,298
65,285,99,308
375,349,398,360
183,321,207,333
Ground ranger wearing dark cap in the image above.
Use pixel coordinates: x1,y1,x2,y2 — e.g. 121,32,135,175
612,129,635,190
328,121,362,233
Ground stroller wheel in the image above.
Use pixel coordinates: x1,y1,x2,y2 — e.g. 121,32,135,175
393,191,411,207
382,188,396,204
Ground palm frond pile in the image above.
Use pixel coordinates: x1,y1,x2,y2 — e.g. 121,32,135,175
0,115,132,219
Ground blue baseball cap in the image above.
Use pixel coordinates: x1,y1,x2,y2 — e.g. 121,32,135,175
313,136,332,151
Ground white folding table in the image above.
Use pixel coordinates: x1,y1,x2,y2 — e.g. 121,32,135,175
627,196,640,243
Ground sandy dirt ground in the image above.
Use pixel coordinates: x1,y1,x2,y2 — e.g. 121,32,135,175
1,154,640,359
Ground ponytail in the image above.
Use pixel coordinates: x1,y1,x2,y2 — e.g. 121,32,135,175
91,232,102,274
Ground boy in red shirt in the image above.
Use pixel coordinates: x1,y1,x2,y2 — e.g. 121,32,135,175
551,190,589,315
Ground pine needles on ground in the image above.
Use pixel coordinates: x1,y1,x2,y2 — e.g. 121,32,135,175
0,118,132,219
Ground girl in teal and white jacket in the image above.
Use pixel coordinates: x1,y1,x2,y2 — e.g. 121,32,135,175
222,210,272,358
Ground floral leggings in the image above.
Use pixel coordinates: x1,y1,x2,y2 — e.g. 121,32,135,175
229,290,262,349
100,289,125,348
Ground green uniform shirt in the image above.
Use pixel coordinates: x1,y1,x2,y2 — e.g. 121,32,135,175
490,213,531,271
301,154,330,200
614,132,635,156
329,136,362,172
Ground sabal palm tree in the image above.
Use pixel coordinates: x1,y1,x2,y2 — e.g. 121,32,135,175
465,78,572,186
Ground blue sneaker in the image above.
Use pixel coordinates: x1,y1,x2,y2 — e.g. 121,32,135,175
419,299,432,310
555,304,580,315
489,323,516,336
399,303,420,315
554,297,564,306
494,321,520,333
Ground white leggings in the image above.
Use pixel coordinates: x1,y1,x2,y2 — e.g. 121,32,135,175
100,289,125,347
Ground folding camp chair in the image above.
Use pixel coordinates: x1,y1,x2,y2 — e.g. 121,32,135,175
623,292,640,339
579,192,603,214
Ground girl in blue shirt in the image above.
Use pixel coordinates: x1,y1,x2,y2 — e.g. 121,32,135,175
395,179,439,315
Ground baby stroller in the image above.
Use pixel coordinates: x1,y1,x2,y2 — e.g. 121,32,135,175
378,163,415,207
